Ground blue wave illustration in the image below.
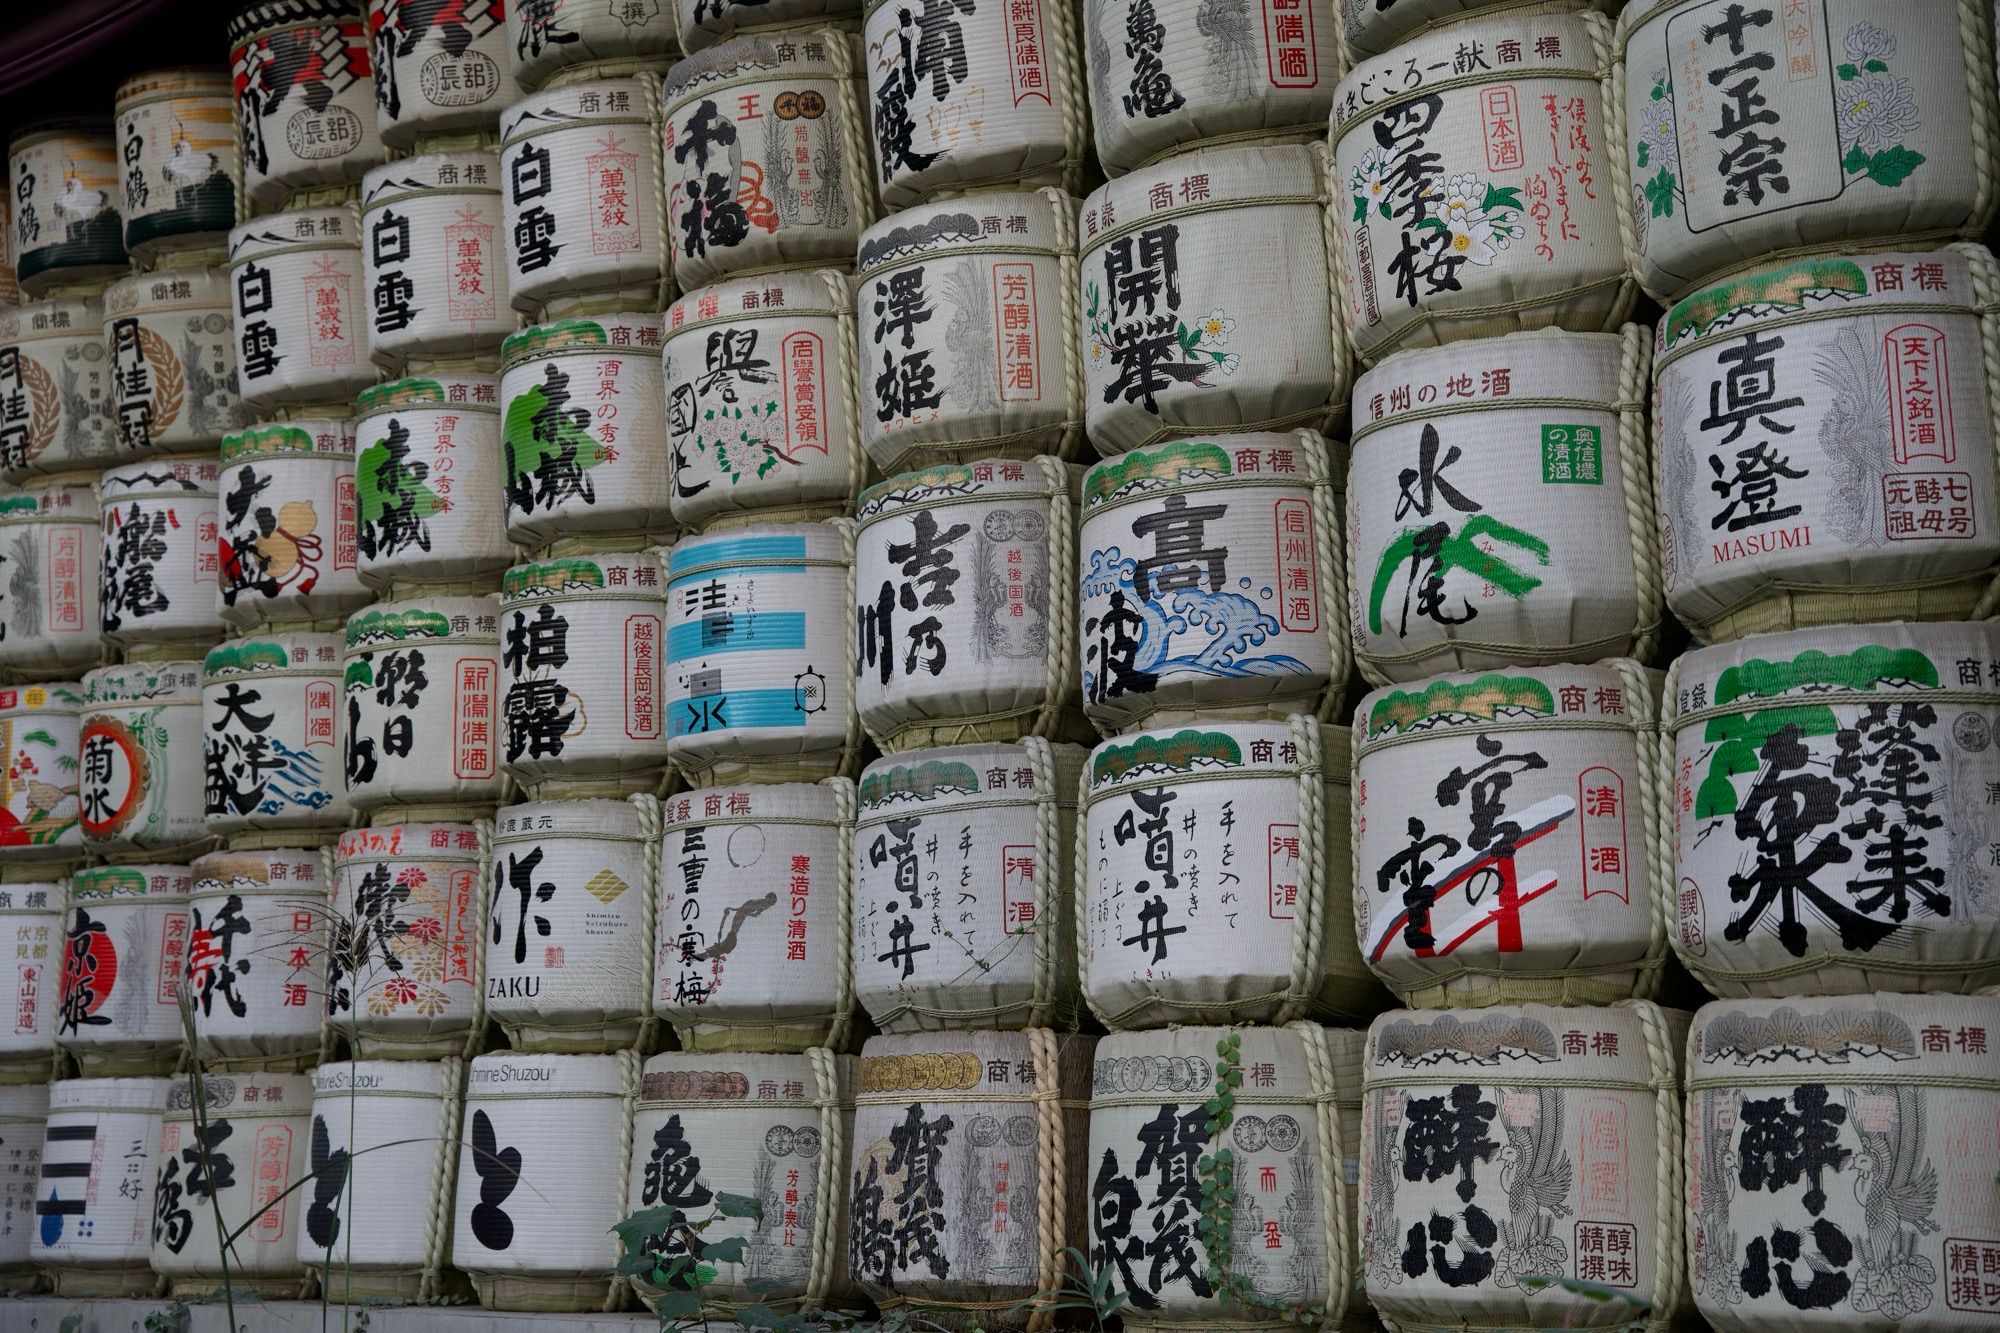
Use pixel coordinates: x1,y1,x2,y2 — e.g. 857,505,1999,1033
1080,545,1308,700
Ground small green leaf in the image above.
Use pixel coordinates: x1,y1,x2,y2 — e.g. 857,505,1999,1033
1636,141,1650,168
655,1287,704,1320
1864,145,1926,187
1864,58,1887,71
1377,200,1393,219
1837,62,1859,79
1226,1068,1243,1087
1481,184,1523,212
715,1190,764,1222
1644,169,1676,218
1352,196,1369,222
707,1237,749,1265
1844,144,1871,174
1215,1038,1232,1056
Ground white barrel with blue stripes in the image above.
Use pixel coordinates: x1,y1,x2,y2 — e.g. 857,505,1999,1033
665,521,859,785
31,1075,171,1295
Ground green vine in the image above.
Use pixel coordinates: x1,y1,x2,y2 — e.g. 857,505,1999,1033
1196,1032,1325,1325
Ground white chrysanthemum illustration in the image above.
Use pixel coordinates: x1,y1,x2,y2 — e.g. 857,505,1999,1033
1444,215,1498,265
1637,97,1679,170
1199,308,1236,343
1216,352,1241,375
1351,146,1397,209
1438,171,1485,224
1487,215,1525,251
1844,20,1896,64
1838,73,1920,153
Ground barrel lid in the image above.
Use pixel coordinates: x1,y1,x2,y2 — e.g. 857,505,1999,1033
1657,248,1980,362
314,1058,453,1099
1087,719,1337,794
344,596,501,651
1365,1001,1673,1091
1333,9,1603,137
221,419,355,464
664,32,846,105
1353,326,1633,437
228,209,357,264
1080,145,1320,255
356,371,500,414
0,295,106,339
1359,662,1644,746
501,550,665,603
0,482,97,522
336,821,484,865
1082,433,1325,513
164,1070,313,1119
468,1051,625,1098
858,457,1062,520
499,77,656,143
191,845,328,890
1688,991,2000,1088
99,457,221,493
104,265,231,313
664,522,846,587
71,863,194,899
115,67,232,107
0,681,82,718
493,796,646,841
499,311,664,364
204,633,343,680
1669,620,2000,725
361,150,503,205
859,741,1067,811
667,267,846,330
49,1075,172,1113
856,1029,1039,1098
662,780,841,829
0,1083,50,1117
856,190,1072,275
81,659,204,705
638,1049,821,1104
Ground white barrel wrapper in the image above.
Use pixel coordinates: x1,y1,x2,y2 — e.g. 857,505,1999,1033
853,740,1086,1031
227,209,375,413
665,268,864,531
342,595,503,811
666,522,859,785
657,781,854,1052
1354,662,1665,1007
183,848,328,1067
80,660,208,855
1653,245,2000,642
354,372,514,588
104,265,250,457
1082,0,1340,177
368,0,512,145
113,70,236,260
500,312,671,547
0,885,61,1069
228,3,387,210
1360,1002,1685,1333
625,1050,856,1311
507,0,681,89
857,190,1081,472
98,458,224,652
855,457,1080,750
0,484,99,676
8,124,125,298
1667,620,2000,995
1687,992,2000,1333
31,1076,170,1292
1080,146,1344,454
662,33,876,291
489,799,652,1052
0,1083,48,1272
1082,719,1380,1028
150,1070,312,1292
360,151,512,368
0,681,82,862
0,297,115,482
454,1051,628,1311
57,865,190,1075
328,822,486,1058
216,419,369,628
1079,433,1347,733
1619,0,2000,299
500,551,671,791
201,632,350,836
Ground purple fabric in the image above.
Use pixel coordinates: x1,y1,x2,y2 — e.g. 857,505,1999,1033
0,0,185,96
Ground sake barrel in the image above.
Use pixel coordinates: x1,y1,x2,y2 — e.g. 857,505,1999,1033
853,740,1087,1031
354,372,514,588
97,458,226,652
1666,619,2000,996
626,1049,856,1313
1360,1002,1685,1333
499,312,671,547
1353,661,1666,1008
0,484,100,676
1080,719,1380,1029
343,596,504,811
227,209,374,413
183,848,328,1068
454,1051,629,1311
1082,0,1338,177
848,1029,1092,1324
0,681,82,862
498,79,667,317
57,865,191,1075
297,1059,463,1299
0,1083,48,1281
229,1,387,210
104,263,252,457
361,151,512,368
662,34,876,291
507,0,681,89
1620,0,2000,301
151,1070,312,1295
368,0,512,145
1086,1024,1365,1326
7,122,125,297
79,660,209,855
201,632,350,836
0,296,116,482
489,799,653,1051
656,781,855,1052
1079,146,1345,453
1653,246,2000,642
328,822,484,1057
862,0,1083,207
500,552,671,792
665,522,860,784
855,458,1082,750
856,190,1081,472
665,268,864,531
30,1076,170,1294
1078,433,1347,732
676,0,859,52
113,69,236,260
1687,992,2000,1332
1331,12,1633,365
217,419,370,628
0,883,61,1071
1348,326,1657,684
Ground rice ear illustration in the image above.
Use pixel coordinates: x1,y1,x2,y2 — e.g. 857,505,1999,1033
137,323,185,437
20,353,58,462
